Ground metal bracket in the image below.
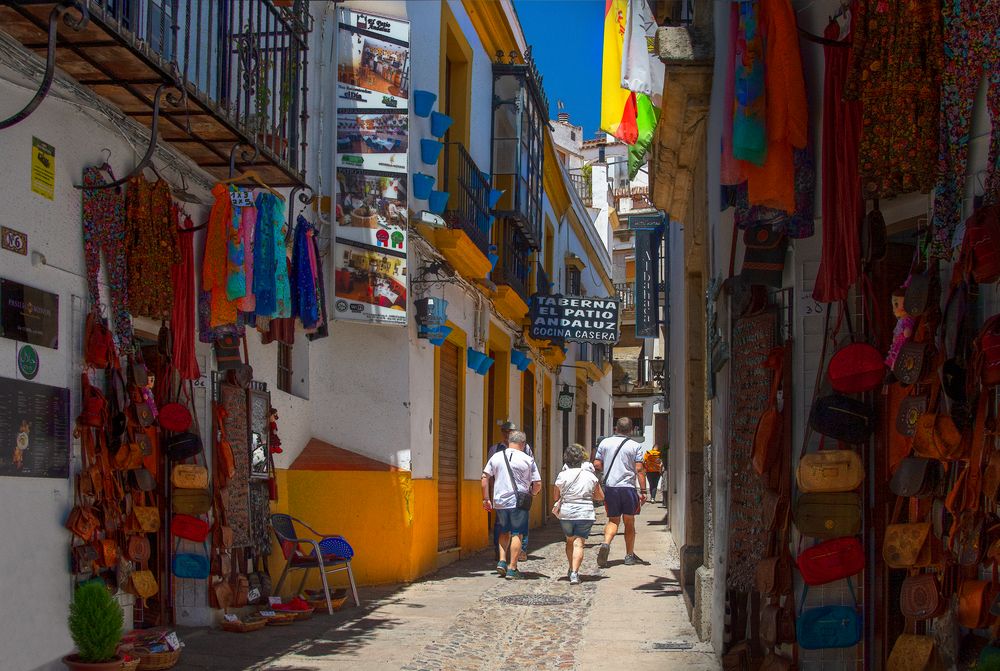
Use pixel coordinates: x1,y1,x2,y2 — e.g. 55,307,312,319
74,83,186,190
229,143,259,178
0,1,88,130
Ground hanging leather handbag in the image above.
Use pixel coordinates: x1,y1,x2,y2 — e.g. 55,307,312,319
797,537,865,586
66,505,100,542
213,335,243,370
957,579,994,629
796,449,864,493
883,522,934,569
171,514,211,542
793,492,861,539
165,431,203,460
763,488,789,532
890,458,939,498
828,343,885,394
760,601,795,649
113,441,144,471
752,347,785,476
741,225,788,288
72,544,99,574
960,204,1000,284
126,535,150,563
901,573,945,621
79,374,107,428
759,654,794,671
950,510,985,567
975,314,1000,387
913,412,965,461
159,402,192,433
894,341,929,386
721,641,754,671
84,311,116,369
172,546,211,580
756,554,793,597
797,604,862,650
92,538,118,569
904,270,932,317
808,395,875,445
171,488,211,515
887,634,942,671
171,463,209,489
129,495,160,533
897,395,928,437
129,569,158,604
133,467,156,492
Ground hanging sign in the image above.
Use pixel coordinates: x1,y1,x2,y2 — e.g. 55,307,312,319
634,226,661,338
0,377,70,478
557,389,575,411
333,8,410,326
1,279,59,349
31,137,55,200
529,295,620,344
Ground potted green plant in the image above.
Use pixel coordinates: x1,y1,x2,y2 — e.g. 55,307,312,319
63,582,124,671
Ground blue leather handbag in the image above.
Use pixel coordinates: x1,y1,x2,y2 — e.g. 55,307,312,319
172,540,210,579
797,580,862,650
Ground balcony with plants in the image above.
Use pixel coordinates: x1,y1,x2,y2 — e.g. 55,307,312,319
2,0,311,185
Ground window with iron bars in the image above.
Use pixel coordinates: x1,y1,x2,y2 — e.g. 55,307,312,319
277,342,293,394
566,267,582,295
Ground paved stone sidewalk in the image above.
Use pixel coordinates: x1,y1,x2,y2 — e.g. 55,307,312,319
176,502,719,670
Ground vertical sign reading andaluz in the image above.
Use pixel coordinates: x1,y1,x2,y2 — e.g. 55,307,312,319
333,9,410,325
633,226,661,337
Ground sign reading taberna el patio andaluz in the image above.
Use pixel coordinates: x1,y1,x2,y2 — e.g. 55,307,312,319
529,295,621,344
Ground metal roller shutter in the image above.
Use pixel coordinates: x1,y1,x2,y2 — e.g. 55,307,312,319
438,341,460,551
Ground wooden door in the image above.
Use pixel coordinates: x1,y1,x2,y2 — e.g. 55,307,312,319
438,341,461,551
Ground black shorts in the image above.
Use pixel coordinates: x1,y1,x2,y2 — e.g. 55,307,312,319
604,486,640,518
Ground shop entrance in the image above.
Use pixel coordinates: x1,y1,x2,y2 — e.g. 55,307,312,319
437,340,461,551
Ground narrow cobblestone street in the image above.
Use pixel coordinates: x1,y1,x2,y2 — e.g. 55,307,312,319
177,503,718,670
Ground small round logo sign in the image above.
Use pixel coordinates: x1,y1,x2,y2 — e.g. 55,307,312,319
557,391,574,412
18,344,39,380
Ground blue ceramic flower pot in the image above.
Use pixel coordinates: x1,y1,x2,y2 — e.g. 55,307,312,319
420,139,443,165
429,325,453,346
428,190,450,214
488,189,503,209
413,90,436,118
468,348,487,371
412,173,435,200
430,111,454,138
477,356,495,375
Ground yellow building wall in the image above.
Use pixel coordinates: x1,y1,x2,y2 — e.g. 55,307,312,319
460,479,490,555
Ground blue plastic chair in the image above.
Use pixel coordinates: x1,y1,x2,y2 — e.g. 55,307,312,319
270,514,360,613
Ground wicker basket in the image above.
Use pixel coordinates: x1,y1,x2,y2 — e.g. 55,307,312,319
120,657,141,671
260,611,297,626
221,616,267,633
306,595,349,612
135,648,180,670
288,607,315,621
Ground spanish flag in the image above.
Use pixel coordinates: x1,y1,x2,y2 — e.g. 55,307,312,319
601,0,638,144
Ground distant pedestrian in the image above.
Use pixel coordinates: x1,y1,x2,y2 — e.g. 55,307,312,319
594,418,648,567
643,446,663,503
487,421,533,560
553,444,603,585
482,431,541,580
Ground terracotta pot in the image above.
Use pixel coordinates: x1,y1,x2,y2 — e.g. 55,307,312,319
62,654,124,671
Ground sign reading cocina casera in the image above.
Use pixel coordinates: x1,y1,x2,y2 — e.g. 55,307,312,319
529,295,620,344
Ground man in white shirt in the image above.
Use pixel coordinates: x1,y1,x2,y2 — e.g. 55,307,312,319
593,418,648,567
481,431,541,580
486,421,533,561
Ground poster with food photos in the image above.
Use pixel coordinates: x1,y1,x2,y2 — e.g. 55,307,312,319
334,8,409,326
0,377,70,478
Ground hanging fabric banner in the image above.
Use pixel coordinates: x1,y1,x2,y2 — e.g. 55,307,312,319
333,8,410,325
632,218,662,338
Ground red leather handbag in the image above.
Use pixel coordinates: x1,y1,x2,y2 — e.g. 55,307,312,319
79,374,107,428
975,315,1000,387
170,513,210,542
84,311,115,369
828,342,885,393
960,204,1000,284
797,537,865,586
159,403,192,432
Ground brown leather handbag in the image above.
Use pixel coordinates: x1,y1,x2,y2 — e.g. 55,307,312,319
126,535,150,563
949,510,985,567
887,634,942,671
756,555,793,597
957,578,994,629
913,378,967,461
66,505,100,542
890,458,939,498
793,492,861,539
753,347,785,477
894,341,929,386
760,654,794,671
796,449,864,493
897,394,928,437
760,601,795,649
901,573,945,620
884,522,934,568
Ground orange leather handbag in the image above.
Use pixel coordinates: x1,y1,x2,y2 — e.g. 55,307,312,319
752,348,785,476
957,579,995,629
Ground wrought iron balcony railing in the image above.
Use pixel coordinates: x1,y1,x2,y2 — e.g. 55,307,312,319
4,0,310,185
442,141,492,257
493,219,532,304
616,282,635,312
568,170,592,207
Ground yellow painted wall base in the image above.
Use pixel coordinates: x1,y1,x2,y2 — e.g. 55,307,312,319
267,471,493,593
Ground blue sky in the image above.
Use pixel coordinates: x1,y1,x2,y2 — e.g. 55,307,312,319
512,0,605,140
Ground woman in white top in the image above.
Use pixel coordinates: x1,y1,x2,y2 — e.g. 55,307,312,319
552,443,604,585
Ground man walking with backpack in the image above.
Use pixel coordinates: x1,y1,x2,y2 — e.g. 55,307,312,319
481,431,541,580
594,418,647,567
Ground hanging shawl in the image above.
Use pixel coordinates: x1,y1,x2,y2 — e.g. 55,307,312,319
732,0,767,166
172,214,201,380
306,222,329,341
252,192,289,318
202,184,238,327
291,216,320,329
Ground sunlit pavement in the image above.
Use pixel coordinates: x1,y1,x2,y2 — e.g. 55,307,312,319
177,501,718,670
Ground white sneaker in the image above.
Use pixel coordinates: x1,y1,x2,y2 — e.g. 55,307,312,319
569,572,580,585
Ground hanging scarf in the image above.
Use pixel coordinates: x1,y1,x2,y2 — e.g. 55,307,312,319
732,0,767,166
306,224,329,341
252,192,289,318
203,184,238,327
291,216,320,329
225,186,248,301
172,214,201,380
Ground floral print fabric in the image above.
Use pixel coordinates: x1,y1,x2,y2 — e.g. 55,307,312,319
931,0,1000,259
82,164,133,350
252,192,290,319
847,0,942,200
126,176,179,319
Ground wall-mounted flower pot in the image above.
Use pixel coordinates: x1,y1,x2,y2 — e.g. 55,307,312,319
429,325,453,346
487,244,499,271
488,189,503,209
428,190,450,214
415,296,448,325
510,349,530,371
413,90,436,118
412,173,435,200
430,111,454,138
420,139,443,165
468,348,488,372
477,355,495,375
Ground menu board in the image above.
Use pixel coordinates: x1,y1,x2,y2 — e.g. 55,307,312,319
0,377,70,478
